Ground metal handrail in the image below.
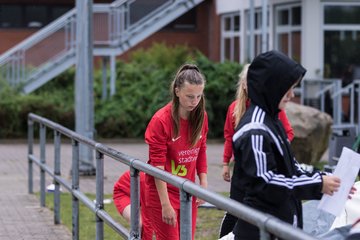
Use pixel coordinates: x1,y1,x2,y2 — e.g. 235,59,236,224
316,83,336,98
0,9,77,65
296,78,360,128
27,113,318,240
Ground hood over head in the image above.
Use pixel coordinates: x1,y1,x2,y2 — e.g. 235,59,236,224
247,50,306,117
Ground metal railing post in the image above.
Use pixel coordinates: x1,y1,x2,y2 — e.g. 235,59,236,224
20,50,25,83
110,54,116,96
180,189,192,240
357,81,360,132
28,116,34,194
334,80,342,125
101,57,109,101
54,130,61,224
11,55,15,85
259,226,271,240
72,139,80,240
350,84,355,125
320,82,325,112
95,149,104,240
40,123,46,207
130,167,141,239
300,79,305,105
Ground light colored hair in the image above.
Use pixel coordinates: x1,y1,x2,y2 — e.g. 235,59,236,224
233,64,250,128
171,63,206,147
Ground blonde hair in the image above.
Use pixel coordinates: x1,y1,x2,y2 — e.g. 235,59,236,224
171,64,206,147
233,64,250,128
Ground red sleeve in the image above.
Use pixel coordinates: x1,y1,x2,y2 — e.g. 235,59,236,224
113,171,131,215
196,113,208,174
223,101,236,164
278,110,294,142
145,115,168,166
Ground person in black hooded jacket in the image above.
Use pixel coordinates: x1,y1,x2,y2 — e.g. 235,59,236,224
231,50,341,240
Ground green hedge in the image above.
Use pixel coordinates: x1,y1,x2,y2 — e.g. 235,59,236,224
0,43,243,139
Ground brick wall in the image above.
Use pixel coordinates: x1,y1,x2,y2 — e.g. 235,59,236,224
0,30,36,54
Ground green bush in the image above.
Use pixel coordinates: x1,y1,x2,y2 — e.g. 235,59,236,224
0,72,75,138
0,43,243,139
197,55,242,137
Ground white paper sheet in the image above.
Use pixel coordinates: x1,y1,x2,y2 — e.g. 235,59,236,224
330,181,360,229
317,147,360,216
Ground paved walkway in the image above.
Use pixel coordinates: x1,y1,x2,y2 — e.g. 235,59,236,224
0,139,228,239
0,141,72,240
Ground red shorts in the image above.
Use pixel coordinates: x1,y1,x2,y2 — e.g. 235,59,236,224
141,221,154,240
147,204,198,240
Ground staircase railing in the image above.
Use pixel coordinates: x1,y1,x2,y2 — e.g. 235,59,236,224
0,0,203,93
0,9,77,92
296,78,360,134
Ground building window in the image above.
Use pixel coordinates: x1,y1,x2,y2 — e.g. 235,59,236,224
128,0,197,30
323,4,360,78
275,4,302,63
25,6,47,28
129,0,168,25
221,13,240,62
163,8,197,31
324,5,360,24
0,4,72,29
52,7,71,20
245,8,269,62
0,5,22,28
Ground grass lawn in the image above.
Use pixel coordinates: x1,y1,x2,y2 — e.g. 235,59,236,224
41,192,227,239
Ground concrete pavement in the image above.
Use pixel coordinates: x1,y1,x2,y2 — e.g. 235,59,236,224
0,139,229,239
0,141,72,240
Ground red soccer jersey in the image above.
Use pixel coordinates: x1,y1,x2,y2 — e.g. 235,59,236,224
145,103,208,209
113,171,152,239
223,100,294,164
278,110,294,141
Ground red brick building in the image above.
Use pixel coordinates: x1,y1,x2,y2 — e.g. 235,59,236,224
0,0,220,62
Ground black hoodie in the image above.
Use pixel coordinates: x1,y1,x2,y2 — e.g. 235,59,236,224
231,51,324,239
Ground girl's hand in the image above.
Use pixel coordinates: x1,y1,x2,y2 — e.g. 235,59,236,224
161,203,177,227
196,198,205,206
348,186,357,199
322,175,341,196
222,165,231,182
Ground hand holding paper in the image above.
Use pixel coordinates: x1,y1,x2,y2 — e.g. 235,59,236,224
321,175,341,196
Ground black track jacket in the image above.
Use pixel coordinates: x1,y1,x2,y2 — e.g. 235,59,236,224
232,51,324,239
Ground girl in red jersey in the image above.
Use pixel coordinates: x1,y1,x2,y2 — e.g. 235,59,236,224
144,63,208,240
219,63,295,238
113,171,153,240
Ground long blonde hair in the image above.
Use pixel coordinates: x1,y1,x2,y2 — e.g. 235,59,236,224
233,64,250,128
171,64,206,147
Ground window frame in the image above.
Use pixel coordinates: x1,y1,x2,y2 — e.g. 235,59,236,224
274,3,302,62
220,12,241,62
244,7,269,62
